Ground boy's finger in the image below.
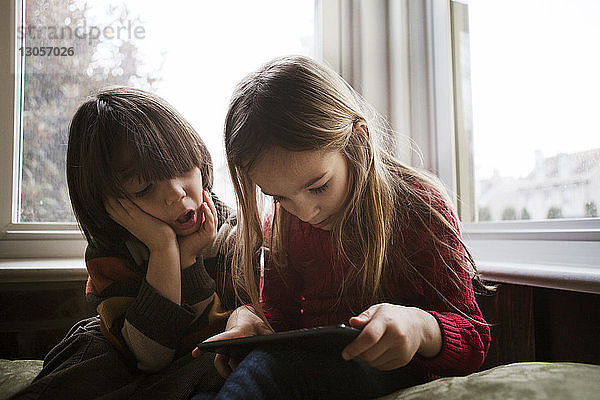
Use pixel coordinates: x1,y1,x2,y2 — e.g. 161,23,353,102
204,190,218,223
204,203,216,231
214,353,232,378
203,328,247,343
103,197,118,212
191,347,203,358
229,358,239,372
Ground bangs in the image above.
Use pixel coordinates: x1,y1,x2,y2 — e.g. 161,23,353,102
88,94,209,199
114,129,200,188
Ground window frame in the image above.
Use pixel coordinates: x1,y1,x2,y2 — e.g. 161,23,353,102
0,0,85,259
1,0,326,260
447,0,600,294
2,0,599,295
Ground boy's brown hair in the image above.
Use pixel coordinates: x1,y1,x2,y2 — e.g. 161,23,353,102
67,86,213,249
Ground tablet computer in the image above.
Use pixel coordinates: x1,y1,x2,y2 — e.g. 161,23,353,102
196,324,361,358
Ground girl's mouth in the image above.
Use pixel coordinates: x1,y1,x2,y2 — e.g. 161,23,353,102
175,210,197,230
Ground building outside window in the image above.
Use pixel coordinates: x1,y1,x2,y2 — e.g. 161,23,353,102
454,0,600,223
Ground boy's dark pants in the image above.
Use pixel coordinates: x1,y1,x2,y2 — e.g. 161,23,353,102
10,316,224,400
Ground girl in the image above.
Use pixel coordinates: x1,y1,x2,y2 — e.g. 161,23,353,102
193,56,491,399
14,87,237,400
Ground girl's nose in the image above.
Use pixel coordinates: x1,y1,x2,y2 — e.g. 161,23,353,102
164,180,186,205
294,202,320,223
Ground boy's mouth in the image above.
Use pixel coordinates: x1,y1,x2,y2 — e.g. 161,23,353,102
175,209,197,230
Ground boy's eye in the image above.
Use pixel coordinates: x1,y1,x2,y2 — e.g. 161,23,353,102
309,182,329,195
134,184,153,198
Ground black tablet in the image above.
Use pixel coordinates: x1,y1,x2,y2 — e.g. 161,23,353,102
196,324,361,358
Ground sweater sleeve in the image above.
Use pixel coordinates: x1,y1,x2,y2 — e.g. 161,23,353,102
85,246,195,371
405,191,491,377
84,194,237,371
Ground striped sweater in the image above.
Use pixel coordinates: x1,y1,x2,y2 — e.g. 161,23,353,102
85,194,238,371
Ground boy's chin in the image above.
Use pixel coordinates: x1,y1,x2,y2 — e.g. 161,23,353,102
175,225,199,237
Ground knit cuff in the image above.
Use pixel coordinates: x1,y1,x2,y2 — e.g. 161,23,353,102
125,279,195,348
181,256,216,305
411,311,471,376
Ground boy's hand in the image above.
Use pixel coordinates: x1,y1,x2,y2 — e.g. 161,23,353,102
192,305,273,378
178,189,218,268
104,197,176,251
342,303,442,371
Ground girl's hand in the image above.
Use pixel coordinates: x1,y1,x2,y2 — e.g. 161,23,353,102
178,190,218,268
192,305,273,378
104,197,176,251
342,303,442,371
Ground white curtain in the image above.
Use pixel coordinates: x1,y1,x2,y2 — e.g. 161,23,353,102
320,0,457,199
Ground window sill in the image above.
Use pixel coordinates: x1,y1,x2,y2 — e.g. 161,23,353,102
477,261,600,295
465,223,600,295
0,258,87,283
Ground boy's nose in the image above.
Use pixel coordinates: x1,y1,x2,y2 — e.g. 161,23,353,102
164,182,186,205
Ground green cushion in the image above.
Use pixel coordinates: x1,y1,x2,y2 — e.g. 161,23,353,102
0,359,43,400
1,360,598,399
377,362,600,400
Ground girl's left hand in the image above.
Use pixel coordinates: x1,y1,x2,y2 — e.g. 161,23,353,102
342,303,442,371
178,189,218,268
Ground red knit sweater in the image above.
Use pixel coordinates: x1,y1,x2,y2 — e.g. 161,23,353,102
261,196,490,380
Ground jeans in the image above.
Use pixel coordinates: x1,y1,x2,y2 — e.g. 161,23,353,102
191,346,424,400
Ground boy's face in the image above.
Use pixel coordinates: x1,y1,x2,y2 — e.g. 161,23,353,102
121,166,206,236
249,147,350,231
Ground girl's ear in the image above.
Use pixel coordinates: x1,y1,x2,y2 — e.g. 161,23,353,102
352,119,369,137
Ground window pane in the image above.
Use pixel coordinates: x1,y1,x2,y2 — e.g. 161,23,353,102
460,0,600,222
18,0,315,222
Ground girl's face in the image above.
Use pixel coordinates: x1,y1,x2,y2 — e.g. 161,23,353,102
121,166,206,236
250,148,349,230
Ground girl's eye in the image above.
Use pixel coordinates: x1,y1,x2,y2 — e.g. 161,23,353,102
134,184,153,198
309,182,329,195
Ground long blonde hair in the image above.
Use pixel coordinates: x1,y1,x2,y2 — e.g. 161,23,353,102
224,55,486,321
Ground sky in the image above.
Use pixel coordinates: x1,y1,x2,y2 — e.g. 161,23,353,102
468,0,600,180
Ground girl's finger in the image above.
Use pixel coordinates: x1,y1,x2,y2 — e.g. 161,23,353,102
368,344,407,369
356,338,390,364
342,316,386,360
373,357,404,371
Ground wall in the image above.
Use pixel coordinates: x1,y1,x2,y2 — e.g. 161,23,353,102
477,283,600,370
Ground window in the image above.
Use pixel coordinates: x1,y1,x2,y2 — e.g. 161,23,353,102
451,0,600,293
1,0,317,258
454,0,600,222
